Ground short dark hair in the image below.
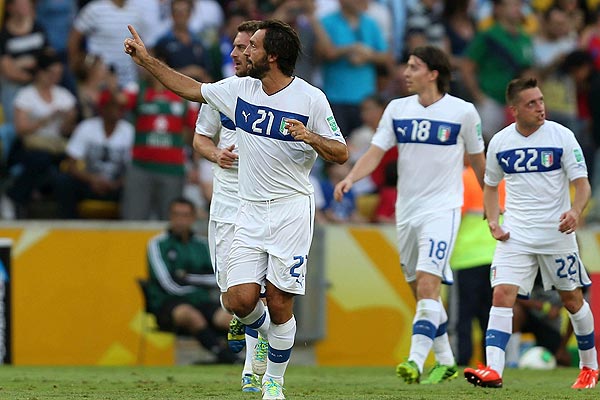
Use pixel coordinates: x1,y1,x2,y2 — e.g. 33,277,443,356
257,19,300,77
505,77,538,105
169,197,196,213
409,46,451,94
238,20,261,35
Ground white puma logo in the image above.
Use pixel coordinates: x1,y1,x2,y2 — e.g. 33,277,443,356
242,110,251,122
501,157,509,167
396,126,406,135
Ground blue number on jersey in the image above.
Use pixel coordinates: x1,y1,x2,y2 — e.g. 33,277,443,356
393,118,460,146
496,147,563,174
220,112,236,130
235,98,309,141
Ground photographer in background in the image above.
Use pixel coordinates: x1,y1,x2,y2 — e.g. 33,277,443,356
146,197,237,364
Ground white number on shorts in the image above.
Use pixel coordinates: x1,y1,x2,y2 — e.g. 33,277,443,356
555,255,577,279
428,239,448,260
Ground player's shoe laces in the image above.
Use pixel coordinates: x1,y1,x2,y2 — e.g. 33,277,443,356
464,363,503,388
571,367,599,389
228,318,246,353
252,336,269,375
396,360,420,384
262,378,285,400
241,373,261,392
421,363,458,384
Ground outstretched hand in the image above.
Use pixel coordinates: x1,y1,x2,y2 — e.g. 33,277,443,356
123,25,150,66
334,178,353,202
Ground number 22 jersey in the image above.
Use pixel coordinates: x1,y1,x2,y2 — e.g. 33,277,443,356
485,120,588,253
371,94,484,223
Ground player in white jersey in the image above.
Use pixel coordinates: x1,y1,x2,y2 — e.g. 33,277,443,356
334,46,486,384
193,20,264,393
464,77,598,389
125,20,348,400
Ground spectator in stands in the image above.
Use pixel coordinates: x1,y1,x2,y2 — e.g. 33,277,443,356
146,197,237,364
0,0,51,125
68,0,148,87
405,0,449,53
461,0,534,143
532,6,577,74
35,0,78,93
6,51,77,217
153,0,212,83
120,71,198,220
319,162,364,224
75,54,121,120
316,0,391,136
55,90,134,218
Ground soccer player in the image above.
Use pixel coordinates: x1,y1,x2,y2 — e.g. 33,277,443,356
464,77,598,389
193,20,264,393
334,45,486,384
125,20,348,400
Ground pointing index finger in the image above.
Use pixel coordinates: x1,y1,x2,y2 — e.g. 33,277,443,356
128,25,141,41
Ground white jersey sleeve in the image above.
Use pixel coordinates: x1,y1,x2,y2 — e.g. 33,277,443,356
371,103,399,152
195,103,222,139
484,132,505,187
200,77,243,121
461,103,484,154
561,131,588,181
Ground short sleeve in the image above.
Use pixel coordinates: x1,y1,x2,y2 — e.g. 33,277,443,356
484,136,504,187
561,129,588,181
66,121,89,160
195,104,222,139
461,103,485,154
370,103,397,152
200,77,242,121
307,90,346,143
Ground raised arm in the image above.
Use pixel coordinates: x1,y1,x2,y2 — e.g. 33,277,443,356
124,25,204,103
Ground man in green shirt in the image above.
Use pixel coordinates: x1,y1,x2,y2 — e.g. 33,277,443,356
461,0,534,143
146,197,237,363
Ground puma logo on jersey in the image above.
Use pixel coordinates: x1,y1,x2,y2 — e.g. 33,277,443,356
242,110,251,122
396,126,406,135
501,157,509,167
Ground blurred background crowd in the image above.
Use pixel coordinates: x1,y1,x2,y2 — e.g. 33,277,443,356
2,0,600,223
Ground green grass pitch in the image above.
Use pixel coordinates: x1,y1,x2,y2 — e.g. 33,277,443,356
0,365,596,399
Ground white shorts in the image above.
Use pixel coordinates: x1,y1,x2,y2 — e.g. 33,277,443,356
227,194,315,295
396,208,460,284
491,243,591,297
208,219,235,293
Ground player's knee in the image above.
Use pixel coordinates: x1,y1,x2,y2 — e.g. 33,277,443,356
226,288,260,317
492,285,518,307
560,290,584,314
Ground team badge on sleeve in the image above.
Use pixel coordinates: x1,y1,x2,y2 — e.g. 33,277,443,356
574,149,584,163
327,115,340,136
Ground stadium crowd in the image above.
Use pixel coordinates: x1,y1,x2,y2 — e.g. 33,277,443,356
2,0,600,222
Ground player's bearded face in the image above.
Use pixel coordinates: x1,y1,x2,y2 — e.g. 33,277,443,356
249,54,269,79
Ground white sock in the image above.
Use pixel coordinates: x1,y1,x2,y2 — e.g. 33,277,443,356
432,300,455,366
568,301,598,370
243,328,259,376
236,301,270,339
409,299,441,373
485,306,513,377
264,316,296,386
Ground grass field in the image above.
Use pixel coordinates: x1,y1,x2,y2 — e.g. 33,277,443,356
0,365,597,399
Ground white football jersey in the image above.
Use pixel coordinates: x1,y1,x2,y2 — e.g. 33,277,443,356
201,76,345,201
195,100,239,223
371,94,484,222
485,120,588,253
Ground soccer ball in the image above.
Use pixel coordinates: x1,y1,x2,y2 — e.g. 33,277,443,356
517,346,557,370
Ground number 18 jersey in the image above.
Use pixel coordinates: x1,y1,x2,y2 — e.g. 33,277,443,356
485,120,588,253
371,94,484,223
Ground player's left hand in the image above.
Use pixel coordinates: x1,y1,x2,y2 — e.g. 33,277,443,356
558,209,579,234
285,118,313,144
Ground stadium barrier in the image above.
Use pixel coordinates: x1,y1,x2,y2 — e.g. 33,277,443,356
1,221,599,366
